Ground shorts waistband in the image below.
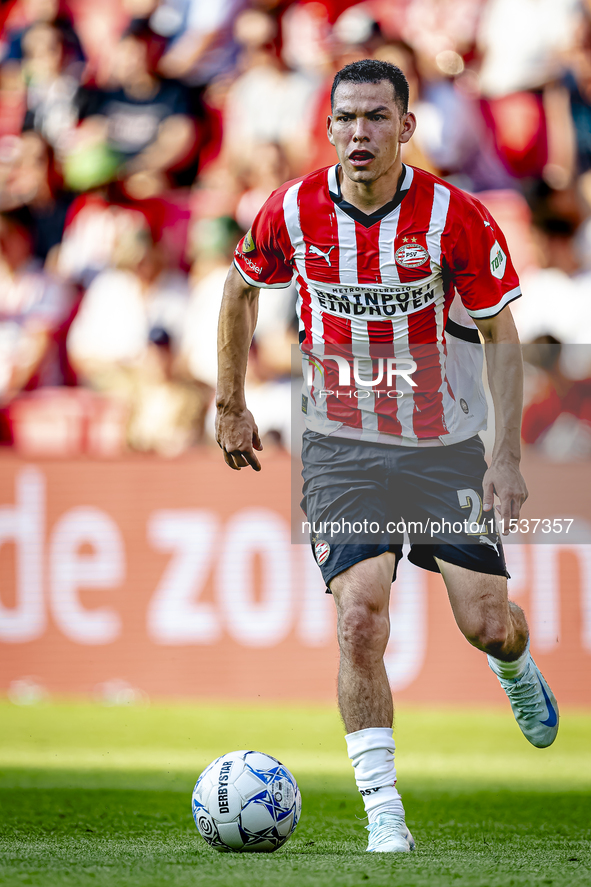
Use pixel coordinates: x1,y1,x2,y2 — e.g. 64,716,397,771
327,427,445,447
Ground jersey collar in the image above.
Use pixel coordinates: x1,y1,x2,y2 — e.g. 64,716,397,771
327,163,413,228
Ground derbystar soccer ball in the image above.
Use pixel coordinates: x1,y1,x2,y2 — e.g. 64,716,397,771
191,750,301,853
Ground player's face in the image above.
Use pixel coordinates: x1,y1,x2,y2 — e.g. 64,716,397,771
327,80,416,185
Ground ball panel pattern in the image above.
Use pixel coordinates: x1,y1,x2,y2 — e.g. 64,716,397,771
217,821,244,850
191,750,301,853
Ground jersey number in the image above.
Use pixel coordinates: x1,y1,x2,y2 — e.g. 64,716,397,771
456,488,487,535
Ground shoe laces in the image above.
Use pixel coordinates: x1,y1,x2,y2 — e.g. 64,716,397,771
366,813,406,841
501,664,542,717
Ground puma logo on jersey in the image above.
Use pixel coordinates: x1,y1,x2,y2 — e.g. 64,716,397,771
309,245,335,266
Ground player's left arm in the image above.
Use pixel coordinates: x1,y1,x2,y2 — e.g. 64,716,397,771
474,306,528,532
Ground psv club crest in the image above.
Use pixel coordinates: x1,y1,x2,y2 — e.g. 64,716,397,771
395,239,429,268
314,540,331,566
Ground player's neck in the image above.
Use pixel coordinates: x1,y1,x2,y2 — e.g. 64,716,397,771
338,162,405,216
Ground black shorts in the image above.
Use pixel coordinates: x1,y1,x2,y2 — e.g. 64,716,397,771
301,430,508,589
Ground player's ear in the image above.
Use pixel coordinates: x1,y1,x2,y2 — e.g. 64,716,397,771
327,114,335,145
399,111,417,144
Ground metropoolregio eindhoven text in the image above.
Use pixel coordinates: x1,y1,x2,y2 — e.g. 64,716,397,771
314,282,436,317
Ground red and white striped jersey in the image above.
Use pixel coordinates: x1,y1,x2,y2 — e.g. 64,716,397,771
234,164,521,445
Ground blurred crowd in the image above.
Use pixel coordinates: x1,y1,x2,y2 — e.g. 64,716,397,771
1,0,591,458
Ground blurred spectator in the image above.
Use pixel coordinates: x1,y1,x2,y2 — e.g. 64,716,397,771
280,0,332,76
563,6,591,175
65,218,211,454
181,214,296,447
180,214,243,390
125,324,209,455
0,211,76,407
67,227,189,392
401,0,484,61
68,21,196,197
0,131,73,262
1,0,85,69
156,0,247,85
234,140,289,230
522,334,591,459
56,192,150,287
56,184,192,288
477,0,580,186
375,40,513,191
478,0,579,99
513,212,591,344
20,20,81,150
0,61,27,137
222,8,318,177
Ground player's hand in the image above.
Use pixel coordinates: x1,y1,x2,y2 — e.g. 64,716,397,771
482,459,528,534
215,407,263,471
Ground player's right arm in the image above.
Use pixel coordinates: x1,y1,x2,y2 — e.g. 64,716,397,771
215,264,263,471
216,181,296,468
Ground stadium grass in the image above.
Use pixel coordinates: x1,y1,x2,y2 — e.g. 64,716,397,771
0,701,590,887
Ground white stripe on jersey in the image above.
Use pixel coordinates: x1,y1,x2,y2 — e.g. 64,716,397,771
378,210,401,284
350,317,379,438
401,164,414,192
327,164,338,194
467,285,522,318
435,288,456,432
426,183,451,269
391,316,416,440
388,159,429,439
283,181,305,276
283,181,327,402
335,207,358,285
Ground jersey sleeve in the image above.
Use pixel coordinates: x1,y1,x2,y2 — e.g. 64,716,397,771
233,189,294,289
443,195,521,319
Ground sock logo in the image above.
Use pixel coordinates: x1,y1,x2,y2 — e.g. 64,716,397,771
360,788,381,796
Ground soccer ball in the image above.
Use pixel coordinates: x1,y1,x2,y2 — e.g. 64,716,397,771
191,750,301,853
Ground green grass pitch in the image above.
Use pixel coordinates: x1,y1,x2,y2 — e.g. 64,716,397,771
1,700,590,886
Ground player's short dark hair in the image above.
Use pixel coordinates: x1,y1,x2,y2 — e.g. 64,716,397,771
331,59,409,116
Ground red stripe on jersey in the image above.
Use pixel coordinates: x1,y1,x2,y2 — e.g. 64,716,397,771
395,176,439,285
366,320,403,436
321,312,352,346
355,222,382,284
298,175,341,284
297,278,313,348
407,307,447,437
326,394,363,428
323,342,363,428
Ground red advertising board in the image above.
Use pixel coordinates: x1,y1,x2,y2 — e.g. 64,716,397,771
1,451,590,705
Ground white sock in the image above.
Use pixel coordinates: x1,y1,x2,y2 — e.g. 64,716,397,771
345,727,405,823
488,639,530,681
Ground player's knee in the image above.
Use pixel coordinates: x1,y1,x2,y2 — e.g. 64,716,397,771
338,602,390,664
464,619,509,654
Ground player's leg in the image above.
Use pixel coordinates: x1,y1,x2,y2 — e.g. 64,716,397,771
331,551,395,732
400,436,558,748
330,552,414,853
436,558,559,747
434,558,527,659
300,432,413,850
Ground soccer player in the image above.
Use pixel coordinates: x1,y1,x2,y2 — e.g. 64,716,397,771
215,59,559,854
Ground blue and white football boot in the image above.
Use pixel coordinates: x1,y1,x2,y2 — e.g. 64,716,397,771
488,652,559,748
366,813,415,853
